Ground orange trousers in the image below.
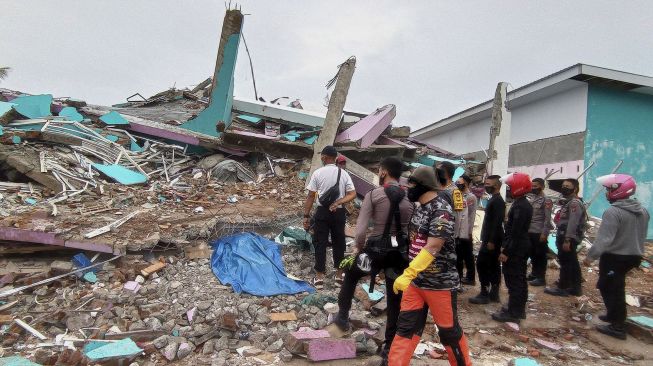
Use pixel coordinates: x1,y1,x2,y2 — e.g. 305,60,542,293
389,285,471,366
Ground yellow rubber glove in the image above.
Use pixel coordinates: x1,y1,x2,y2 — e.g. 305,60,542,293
393,249,435,294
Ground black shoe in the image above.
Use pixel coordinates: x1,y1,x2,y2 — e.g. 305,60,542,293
489,285,500,303
492,311,521,324
333,314,351,332
599,314,610,322
461,277,476,286
596,324,627,340
527,274,537,281
529,278,546,287
568,288,583,297
469,292,490,304
501,306,526,319
544,287,569,297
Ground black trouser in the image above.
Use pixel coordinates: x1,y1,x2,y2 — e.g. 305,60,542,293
555,234,581,292
597,253,641,325
337,250,406,349
528,233,548,281
503,255,528,316
456,238,475,282
313,207,346,273
476,243,501,288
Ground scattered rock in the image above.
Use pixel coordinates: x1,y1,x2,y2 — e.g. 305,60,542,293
279,348,293,362
153,335,169,349
266,338,284,353
177,342,193,359
162,341,179,361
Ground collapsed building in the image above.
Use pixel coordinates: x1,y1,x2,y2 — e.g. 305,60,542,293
1,7,652,366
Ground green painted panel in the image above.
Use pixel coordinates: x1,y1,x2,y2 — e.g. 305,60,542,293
99,111,129,125
584,85,653,238
11,94,52,119
59,106,84,122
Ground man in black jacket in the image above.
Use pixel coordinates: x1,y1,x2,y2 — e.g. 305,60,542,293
493,173,533,323
470,175,506,304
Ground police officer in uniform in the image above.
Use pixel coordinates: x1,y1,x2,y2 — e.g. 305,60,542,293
526,178,553,286
545,178,585,297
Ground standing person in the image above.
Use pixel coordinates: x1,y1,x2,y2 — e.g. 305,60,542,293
584,174,649,340
335,157,414,364
493,173,533,323
470,175,506,304
526,178,554,286
545,178,585,297
436,161,464,211
454,174,478,285
304,146,356,289
389,166,471,366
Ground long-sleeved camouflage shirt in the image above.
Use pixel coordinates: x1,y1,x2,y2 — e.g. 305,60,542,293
526,193,553,235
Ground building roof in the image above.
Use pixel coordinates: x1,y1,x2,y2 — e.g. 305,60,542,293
411,64,653,139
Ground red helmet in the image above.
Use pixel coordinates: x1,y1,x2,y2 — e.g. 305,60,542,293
336,155,347,165
596,174,636,201
501,172,532,198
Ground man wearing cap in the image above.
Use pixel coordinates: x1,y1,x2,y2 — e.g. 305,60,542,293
304,146,356,289
389,166,471,366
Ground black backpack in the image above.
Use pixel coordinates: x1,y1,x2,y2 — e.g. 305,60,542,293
318,168,341,207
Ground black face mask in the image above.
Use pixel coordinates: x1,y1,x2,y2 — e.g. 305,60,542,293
485,186,495,194
436,168,447,186
407,184,429,202
456,183,466,191
531,188,542,195
560,187,574,196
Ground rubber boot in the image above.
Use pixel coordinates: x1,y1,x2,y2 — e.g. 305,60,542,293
489,284,500,303
469,285,490,304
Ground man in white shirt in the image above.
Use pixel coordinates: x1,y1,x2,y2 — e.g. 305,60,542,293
304,146,356,289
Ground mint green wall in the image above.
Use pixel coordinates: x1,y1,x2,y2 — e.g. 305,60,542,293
584,85,653,239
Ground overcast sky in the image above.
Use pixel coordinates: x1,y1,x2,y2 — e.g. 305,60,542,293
2,0,652,129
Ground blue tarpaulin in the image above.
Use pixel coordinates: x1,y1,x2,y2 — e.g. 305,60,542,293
210,233,315,296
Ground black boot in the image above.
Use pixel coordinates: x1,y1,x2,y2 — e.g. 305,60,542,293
596,324,627,340
492,310,521,324
567,287,583,297
489,284,500,303
469,286,490,304
529,278,545,287
333,313,351,332
527,273,536,281
544,287,569,297
501,305,526,319
598,314,610,322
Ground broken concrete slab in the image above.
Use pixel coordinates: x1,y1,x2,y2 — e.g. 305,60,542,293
306,338,356,362
232,98,326,129
335,104,396,148
0,145,63,192
285,329,330,354
222,130,313,159
58,107,84,122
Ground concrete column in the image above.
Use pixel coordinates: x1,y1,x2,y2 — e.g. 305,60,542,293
309,57,356,176
487,82,511,198
181,9,243,137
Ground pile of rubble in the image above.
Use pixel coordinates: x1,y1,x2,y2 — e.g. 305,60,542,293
1,239,436,365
